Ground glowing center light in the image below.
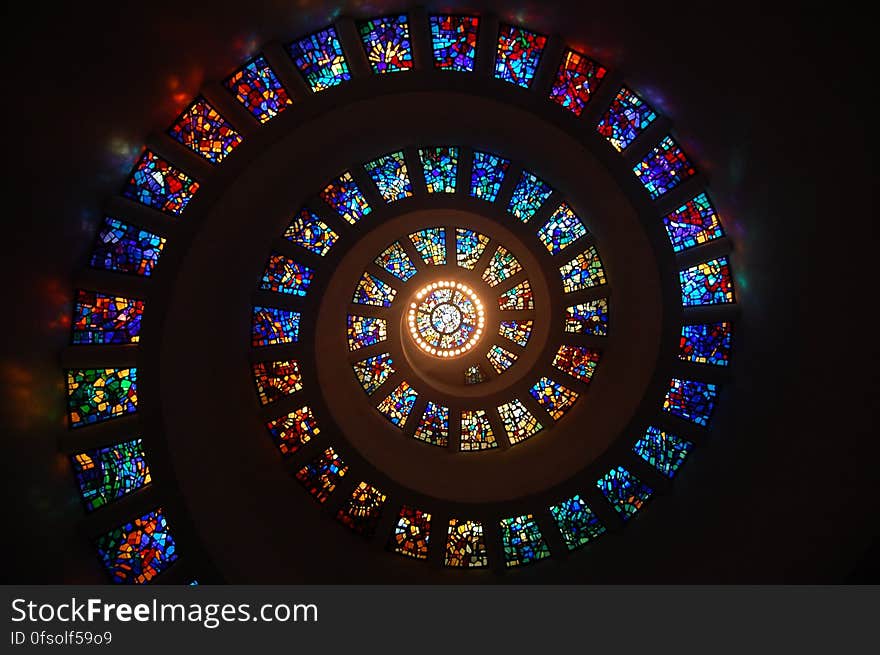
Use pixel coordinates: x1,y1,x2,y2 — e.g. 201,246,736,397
408,281,485,357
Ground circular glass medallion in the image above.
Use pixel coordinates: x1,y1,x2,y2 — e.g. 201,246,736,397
408,281,485,357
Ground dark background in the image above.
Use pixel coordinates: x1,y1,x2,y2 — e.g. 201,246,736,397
1,0,876,582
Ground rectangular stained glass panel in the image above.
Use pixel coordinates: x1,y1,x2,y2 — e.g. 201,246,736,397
260,254,314,296
414,401,449,447
430,15,479,72
597,86,658,151
497,399,542,444
123,150,199,215
499,514,550,567
95,507,178,583
538,202,587,254
347,315,387,350
352,352,396,395
265,406,320,455
633,426,694,478
662,378,718,426
597,466,653,521
168,96,243,163
444,519,488,567
358,15,413,74
67,368,138,428
679,257,735,306
409,228,446,265
72,438,151,512
663,192,724,252
364,151,413,202
252,359,303,405
90,217,165,276
680,322,732,366
552,345,601,383
470,151,510,202
559,245,606,293
390,506,431,559
297,446,348,503
460,410,497,451
564,299,609,336
252,306,300,346
377,381,418,427
632,135,696,199
72,290,144,345
550,495,606,550
494,25,547,88
288,27,351,92
419,147,458,193
529,376,579,420
375,241,418,281
336,481,387,536
548,50,607,116
321,172,372,224
507,170,552,223
224,54,292,124
284,208,339,257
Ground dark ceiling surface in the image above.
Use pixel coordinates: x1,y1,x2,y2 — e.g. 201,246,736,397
1,0,875,583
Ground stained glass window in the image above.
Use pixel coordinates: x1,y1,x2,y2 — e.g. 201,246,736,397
498,399,542,444
260,254,314,296
347,315,387,351
550,495,606,550
460,410,497,451
597,86,658,152
507,170,552,223
352,272,397,307
470,151,510,202
377,381,418,427
633,136,696,199
224,54,292,124
663,192,724,252
252,359,303,406
72,290,144,345
265,405,320,455
564,299,609,336
481,246,522,287
409,228,446,265
499,514,550,567
559,246,606,293
444,519,488,567
680,322,732,366
321,172,372,224
414,402,449,447
90,217,166,276
430,15,479,72
464,365,488,385
72,438,150,512
352,353,395,395
597,466,654,521
419,147,458,193
679,257,735,306
529,377,579,420
364,151,412,202
494,25,547,88
168,97,242,164
487,344,518,373
96,507,177,584
375,241,418,281
456,228,489,269
499,320,532,347
66,368,138,428
296,446,348,504
538,202,587,254
358,15,413,74
662,378,718,426
287,27,351,92
336,481,387,537
498,280,534,310
552,345,601,383
634,426,694,478
123,150,199,215
283,209,339,257
549,49,607,116
252,306,300,346
391,506,431,559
